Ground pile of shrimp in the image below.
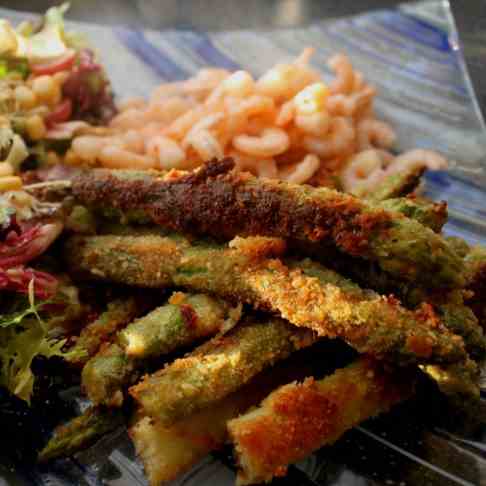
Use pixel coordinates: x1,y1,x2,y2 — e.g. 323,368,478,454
65,48,447,192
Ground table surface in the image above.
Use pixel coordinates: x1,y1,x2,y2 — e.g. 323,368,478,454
1,0,484,116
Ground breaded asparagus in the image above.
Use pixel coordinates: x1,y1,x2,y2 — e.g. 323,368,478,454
130,317,316,425
129,354,314,485
446,236,471,258
227,358,414,485
434,291,486,359
82,292,240,406
98,193,447,233
69,298,141,366
379,197,447,233
309,248,486,358
71,160,464,289
38,406,124,462
365,166,425,201
65,232,466,365
421,358,480,401
464,244,486,328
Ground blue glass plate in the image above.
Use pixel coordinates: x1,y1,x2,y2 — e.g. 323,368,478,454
1,1,485,485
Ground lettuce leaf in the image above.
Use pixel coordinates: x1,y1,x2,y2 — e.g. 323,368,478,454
0,281,84,402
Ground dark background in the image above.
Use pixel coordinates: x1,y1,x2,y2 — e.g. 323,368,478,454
1,0,484,116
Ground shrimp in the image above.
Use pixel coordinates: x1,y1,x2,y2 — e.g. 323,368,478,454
275,100,295,127
357,118,397,150
327,86,376,118
386,149,448,175
279,154,320,184
122,130,145,154
340,149,388,193
183,68,230,101
145,97,194,125
256,50,319,102
295,111,330,136
233,127,290,158
328,54,355,95
71,136,107,163
164,107,209,140
98,146,157,170
146,135,187,170
184,129,224,161
302,117,355,158
231,151,279,179
109,108,147,130
222,71,255,97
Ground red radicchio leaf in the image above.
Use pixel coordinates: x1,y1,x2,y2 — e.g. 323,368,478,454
0,221,63,268
61,49,116,124
0,266,58,299
0,219,62,299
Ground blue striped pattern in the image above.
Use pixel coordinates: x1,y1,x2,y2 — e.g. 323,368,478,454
115,27,190,80
182,31,242,71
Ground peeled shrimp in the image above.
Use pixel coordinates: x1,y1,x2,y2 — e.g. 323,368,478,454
328,54,355,95
233,127,290,158
357,118,396,150
295,111,330,136
146,135,187,169
340,149,388,193
386,149,448,175
302,117,355,158
279,154,320,184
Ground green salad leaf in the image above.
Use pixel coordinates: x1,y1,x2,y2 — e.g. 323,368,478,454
0,280,84,402
0,299,44,328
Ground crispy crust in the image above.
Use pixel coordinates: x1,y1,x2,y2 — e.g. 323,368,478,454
64,233,467,365
72,159,465,289
129,355,315,485
82,293,235,407
129,318,316,425
367,166,426,201
465,245,486,328
38,407,124,462
379,196,447,233
228,358,414,485
73,159,388,253
69,298,141,365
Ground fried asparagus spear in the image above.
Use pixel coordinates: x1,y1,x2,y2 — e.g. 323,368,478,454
379,197,447,233
433,291,486,359
446,236,471,258
365,166,425,201
69,298,142,366
71,160,464,289
228,358,415,485
130,317,316,425
308,248,486,358
87,186,446,234
464,244,486,328
64,232,466,365
82,292,240,406
38,406,124,462
129,351,315,485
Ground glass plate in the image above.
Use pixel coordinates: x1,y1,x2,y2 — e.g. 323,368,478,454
1,1,486,485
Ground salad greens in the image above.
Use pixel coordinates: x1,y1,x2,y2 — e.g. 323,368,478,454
0,282,83,402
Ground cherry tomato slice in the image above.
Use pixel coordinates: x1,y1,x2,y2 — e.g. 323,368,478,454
30,50,76,76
